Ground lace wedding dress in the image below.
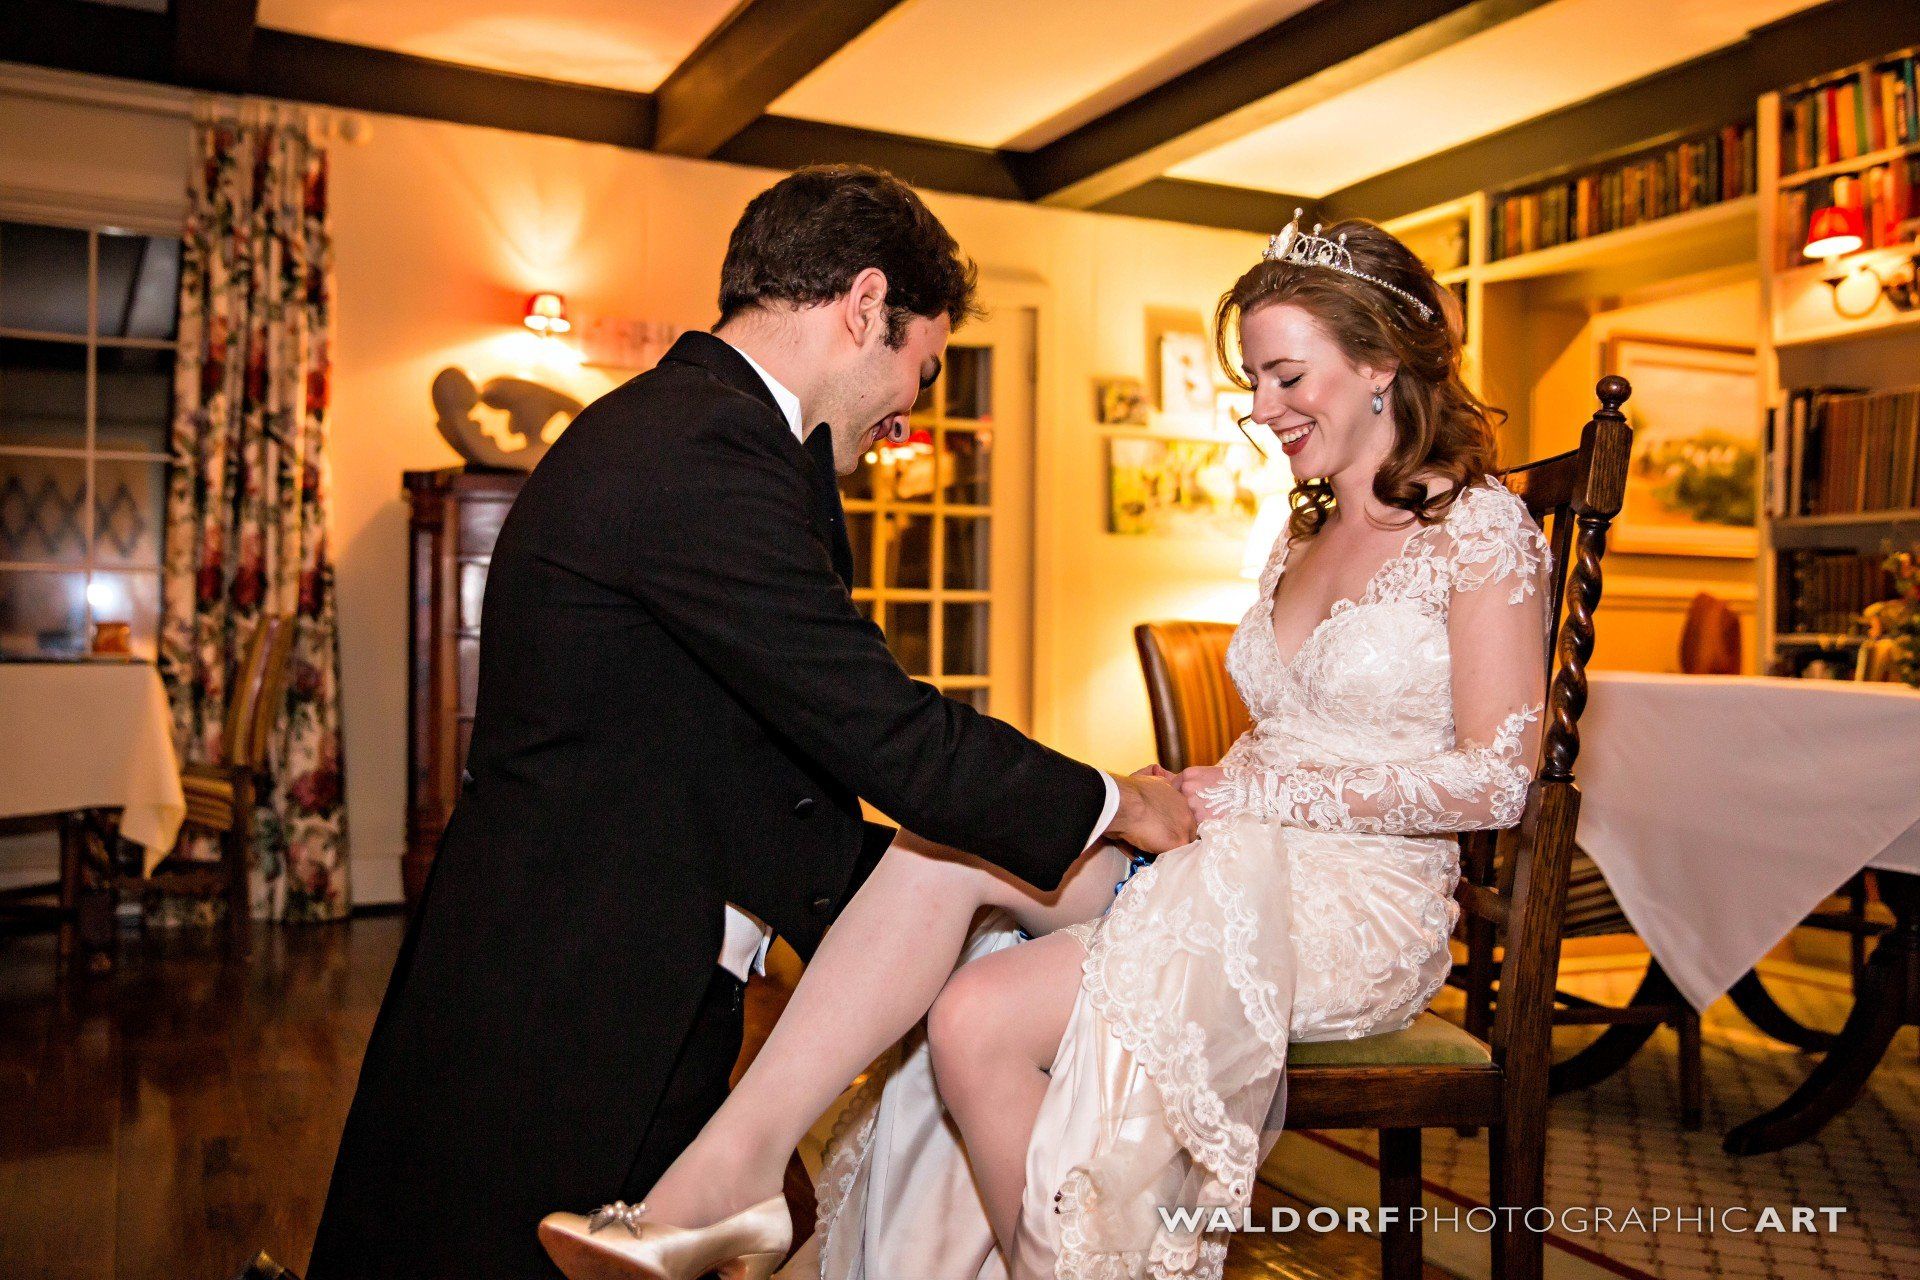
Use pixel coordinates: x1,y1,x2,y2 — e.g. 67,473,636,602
778,480,1551,1280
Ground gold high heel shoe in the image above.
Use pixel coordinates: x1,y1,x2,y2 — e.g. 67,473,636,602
538,1193,792,1280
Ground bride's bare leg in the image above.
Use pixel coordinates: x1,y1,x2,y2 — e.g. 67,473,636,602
926,930,1085,1258
632,833,1128,1230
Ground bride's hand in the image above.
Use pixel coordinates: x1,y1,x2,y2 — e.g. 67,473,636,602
1174,766,1231,823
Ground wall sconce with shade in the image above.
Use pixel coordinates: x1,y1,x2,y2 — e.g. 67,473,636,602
523,291,571,336
1803,205,1864,259
1804,201,1920,319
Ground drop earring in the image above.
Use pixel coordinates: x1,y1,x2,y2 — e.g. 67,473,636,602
1370,388,1386,414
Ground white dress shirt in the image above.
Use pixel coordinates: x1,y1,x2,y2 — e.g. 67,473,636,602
713,341,1120,980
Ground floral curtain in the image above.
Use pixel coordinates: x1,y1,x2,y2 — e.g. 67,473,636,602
158,105,349,922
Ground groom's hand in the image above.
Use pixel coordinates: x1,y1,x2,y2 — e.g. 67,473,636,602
1106,771,1196,854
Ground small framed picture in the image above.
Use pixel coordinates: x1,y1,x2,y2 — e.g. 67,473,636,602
1157,331,1215,423
1106,435,1291,539
1094,376,1148,425
1215,388,1254,439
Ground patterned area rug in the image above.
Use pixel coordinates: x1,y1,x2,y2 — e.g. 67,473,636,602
1260,960,1920,1279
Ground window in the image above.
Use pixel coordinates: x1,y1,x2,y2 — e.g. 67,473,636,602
842,344,996,709
0,219,180,659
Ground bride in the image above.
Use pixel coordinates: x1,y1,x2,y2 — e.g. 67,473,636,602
539,214,1551,1280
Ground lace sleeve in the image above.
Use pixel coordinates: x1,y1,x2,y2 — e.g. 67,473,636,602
1205,484,1552,835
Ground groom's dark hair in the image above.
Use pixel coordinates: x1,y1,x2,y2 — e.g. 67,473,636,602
718,165,979,346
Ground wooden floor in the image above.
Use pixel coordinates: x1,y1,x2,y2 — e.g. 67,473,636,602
0,915,1442,1279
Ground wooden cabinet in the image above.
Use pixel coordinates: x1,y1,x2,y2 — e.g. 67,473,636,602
402,467,524,907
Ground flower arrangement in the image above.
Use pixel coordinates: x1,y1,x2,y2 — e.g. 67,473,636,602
1863,546,1920,687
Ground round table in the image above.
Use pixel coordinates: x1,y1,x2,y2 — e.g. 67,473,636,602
1575,670,1920,1153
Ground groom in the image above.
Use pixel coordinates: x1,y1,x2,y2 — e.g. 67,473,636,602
308,165,1193,1279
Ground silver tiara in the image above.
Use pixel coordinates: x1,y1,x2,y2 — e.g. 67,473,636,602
1263,209,1434,322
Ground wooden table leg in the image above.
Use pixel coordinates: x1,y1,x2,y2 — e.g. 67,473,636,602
1728,970,1837,1052
1724,869,1920,1156
55,812,115,975
1549,959,1677,1095
56,813,81,966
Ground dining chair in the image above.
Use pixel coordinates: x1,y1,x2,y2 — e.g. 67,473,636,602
1138,379,1631,1280
1497,591,1751,1131
65,614,297,961
1535,589,1898,1121
1133,620,1251,773
1678,591,1743,675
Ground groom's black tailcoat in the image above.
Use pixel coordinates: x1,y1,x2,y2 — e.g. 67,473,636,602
308,332,1107,1278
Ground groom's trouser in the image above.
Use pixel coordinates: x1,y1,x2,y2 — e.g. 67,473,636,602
617,962,748,1203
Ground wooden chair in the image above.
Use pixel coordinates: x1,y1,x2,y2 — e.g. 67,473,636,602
1678,591,1743,675
67,614,297,961
1135,378,1632,1280
1530,590,1889,1126
1133,621,1251,772
1495,592,1747,1130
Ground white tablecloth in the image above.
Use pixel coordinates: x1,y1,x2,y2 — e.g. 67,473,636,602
1576,671,1920,1011
0,660,185,871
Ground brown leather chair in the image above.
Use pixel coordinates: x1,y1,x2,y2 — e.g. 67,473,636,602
65,614,298,963
1133,621,1251,770
1137,380,1633,1280
1678,590,1743,675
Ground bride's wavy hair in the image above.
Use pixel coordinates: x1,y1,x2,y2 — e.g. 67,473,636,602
1214,218,1504,540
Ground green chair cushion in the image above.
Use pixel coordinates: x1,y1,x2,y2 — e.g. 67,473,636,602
1287,1012,1492,1067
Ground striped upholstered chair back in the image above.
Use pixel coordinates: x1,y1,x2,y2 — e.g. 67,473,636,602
1133,621,1253,772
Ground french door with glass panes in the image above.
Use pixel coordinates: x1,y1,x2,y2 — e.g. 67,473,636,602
0,218,180,660
840,305,1035,730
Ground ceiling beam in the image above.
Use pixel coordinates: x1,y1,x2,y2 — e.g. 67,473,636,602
249,29,656,149
1090,179,1314,236
1,1,656,150
652,0,905,158
1011,0,1553,210
1325,0,1920,223
0,0,171,82
715,115,1027,200
169,0,258,93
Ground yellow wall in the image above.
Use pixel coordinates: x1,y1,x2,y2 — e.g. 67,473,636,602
0,72,1764,903
0,75,1263,902
1500,271,1763,674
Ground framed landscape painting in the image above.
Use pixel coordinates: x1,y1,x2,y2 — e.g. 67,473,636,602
1602,334,1761,558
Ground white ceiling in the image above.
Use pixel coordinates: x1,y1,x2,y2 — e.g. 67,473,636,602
1169,0,1827,196
769,0,1321,151
253,0,1834,198
256,0,741,94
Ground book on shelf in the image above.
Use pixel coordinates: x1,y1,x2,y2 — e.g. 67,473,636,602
1781,51,1920,175
1774,385,1920,518
1779,549,1898,635
1775,159,1920,267
1489,122,1755,261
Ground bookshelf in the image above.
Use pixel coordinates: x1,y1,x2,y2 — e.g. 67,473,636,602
1488,120,1758,263
1382,193,1484,388
1383,185,1758,475
1759,42,1920,677
1369,43,1920,681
